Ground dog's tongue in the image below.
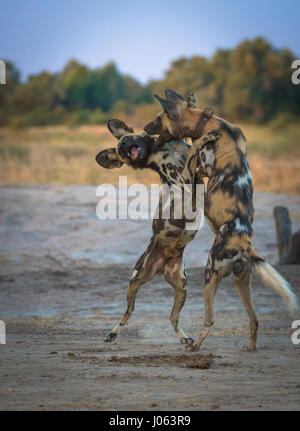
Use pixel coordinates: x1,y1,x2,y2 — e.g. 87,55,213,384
130,146,140,160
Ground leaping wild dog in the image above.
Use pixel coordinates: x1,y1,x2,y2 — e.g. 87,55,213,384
95,119,221,345
144,89,299,352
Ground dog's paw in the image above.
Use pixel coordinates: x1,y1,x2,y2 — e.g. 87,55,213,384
181,337,194,346
242,344,257,352
186,342,199,352
203,130,221,142
104,332,117,342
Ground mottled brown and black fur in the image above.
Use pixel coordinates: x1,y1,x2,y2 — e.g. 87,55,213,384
144,89,298,352
95,119,221,345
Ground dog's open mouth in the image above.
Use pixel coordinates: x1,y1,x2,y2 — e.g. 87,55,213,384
129,145,140,160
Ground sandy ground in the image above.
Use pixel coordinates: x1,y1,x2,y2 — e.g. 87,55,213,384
0,185,300,410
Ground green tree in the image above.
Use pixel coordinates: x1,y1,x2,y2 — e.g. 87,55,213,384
61,59,90,109
16,71,65,111
224,37,300,121
1,37,300,127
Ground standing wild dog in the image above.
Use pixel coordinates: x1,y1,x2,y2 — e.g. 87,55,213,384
95,119,221,345
144,89,298,352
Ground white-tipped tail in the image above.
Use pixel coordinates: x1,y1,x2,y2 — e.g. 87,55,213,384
253,260,298,313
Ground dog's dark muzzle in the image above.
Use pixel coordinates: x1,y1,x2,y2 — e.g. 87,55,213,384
118,139,146,162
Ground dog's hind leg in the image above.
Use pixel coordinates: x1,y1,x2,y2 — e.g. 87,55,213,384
105,240,164,342
234,266,258,351
187,271,220,352
187,236,231,352
164,257,194,346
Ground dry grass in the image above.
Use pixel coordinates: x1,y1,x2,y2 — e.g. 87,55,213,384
0,125,159,186
244,122,300,194
0,123,299,193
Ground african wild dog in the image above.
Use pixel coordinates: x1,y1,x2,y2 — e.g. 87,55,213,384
95,119,221,345
144,89,298,352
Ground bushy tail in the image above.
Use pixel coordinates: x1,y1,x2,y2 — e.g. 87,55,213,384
250,249,298,313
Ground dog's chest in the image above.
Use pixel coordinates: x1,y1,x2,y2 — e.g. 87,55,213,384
150,151,187,185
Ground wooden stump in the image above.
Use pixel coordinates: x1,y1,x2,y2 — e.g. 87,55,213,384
273,206,300,264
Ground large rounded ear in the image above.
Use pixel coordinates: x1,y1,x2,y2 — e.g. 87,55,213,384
95,148,123,169
165,89,186,106
154,94,180,120
154,94,168,111
165,103,180,120
107,119,134,139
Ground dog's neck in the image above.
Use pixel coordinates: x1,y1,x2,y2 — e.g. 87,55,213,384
190,107,214,141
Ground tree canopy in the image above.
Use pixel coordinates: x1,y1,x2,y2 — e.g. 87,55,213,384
1,37,299,127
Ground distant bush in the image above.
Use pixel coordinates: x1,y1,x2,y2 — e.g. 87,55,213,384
269,112,298,131
67,110,92,127
110,99,135,117
67,109,110,127
8,106,67,128
88,108,109,125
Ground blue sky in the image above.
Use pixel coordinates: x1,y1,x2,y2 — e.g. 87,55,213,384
1,0,300,83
